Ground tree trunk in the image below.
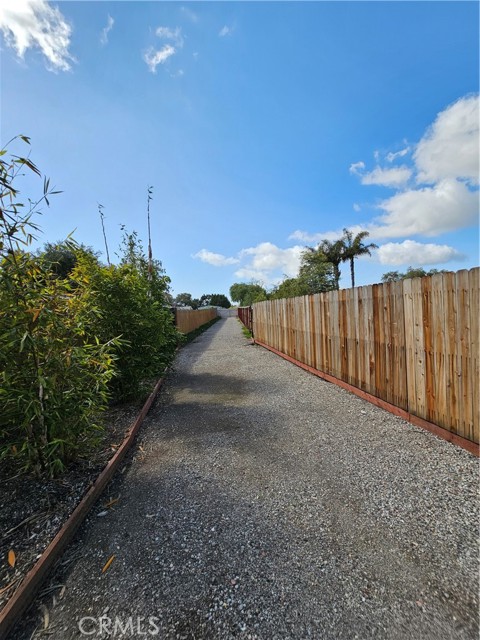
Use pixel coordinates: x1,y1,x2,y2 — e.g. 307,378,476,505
350,258,355,288
334,263,340,289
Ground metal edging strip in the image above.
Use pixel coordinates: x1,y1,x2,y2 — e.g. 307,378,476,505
0,376,165,639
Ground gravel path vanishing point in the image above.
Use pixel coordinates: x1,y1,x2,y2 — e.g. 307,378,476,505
13,317,479,640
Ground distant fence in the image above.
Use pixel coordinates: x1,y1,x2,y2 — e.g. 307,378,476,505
174,307,218,334
237,306,253,332
246,268,479,446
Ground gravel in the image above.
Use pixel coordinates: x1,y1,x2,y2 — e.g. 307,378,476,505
12,317,479,639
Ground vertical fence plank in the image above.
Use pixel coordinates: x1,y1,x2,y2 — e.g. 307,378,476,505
430,274,447,428
391,280,407,411
469,268,479,443
402,278,417,416
175,308,217,334
456,270,472,439
422,275,436,424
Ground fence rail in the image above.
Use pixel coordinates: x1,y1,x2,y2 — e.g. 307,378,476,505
174,308,218,334
251,268,479,445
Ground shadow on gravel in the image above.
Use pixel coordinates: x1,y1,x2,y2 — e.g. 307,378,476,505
167,372,248,400
14,457,474,640
11,465,355,640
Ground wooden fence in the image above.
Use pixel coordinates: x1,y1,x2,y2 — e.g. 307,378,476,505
251,268,479,445
174,307,218,334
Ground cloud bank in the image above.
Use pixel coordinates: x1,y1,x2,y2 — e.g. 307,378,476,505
295,94,479,266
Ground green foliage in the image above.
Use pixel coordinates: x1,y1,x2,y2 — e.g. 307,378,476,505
0,137,178,477
341,228,378,288
270,277,309,300
381,267,450,282
298,249,336,293
75,231,178,402
317,239,344,289
270,250,335,300
239,322,253,339
0,138,117,477
229,282,267,306
200,293,231,308
37,240,99,278
175,292,200,309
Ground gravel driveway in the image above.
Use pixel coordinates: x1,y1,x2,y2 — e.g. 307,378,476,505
13,317,479,639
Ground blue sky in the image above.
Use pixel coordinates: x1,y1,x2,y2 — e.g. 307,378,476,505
1,1,478,299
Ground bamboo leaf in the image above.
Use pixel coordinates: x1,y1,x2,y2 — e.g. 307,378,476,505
8,549,16,568
102,555,115,573
40,604,50,629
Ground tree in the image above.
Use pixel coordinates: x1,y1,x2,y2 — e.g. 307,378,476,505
270,277,309,300
269,251,335,300
175,292,198,309
380,267,451,283
229,282,267,306
200,293,231,308
381,271,402,283
38,241,99,279
342,228,378,288
317,239,344,289
299,248,336,293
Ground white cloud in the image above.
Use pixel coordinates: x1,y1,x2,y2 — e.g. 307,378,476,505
361,165,412,188
353,203,361,212
238,242,304,283
193,249,239,267
0,0,74,71
414,95,479,186
346,94,479,243
233,268,271,284
100,14,114,45
156,26,184,48
377,240,464,266
144,25,184,73
143,44,176,73
386,146,410,162
372,178,478,239
289,229,346,244
219,25,233,37
193,242,305,286
349,161,365,176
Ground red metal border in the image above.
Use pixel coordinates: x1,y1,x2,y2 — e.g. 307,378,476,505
254,340,479,457
0,376,165,639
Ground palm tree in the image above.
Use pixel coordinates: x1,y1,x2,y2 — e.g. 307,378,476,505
317,239,345,290
342,228,378,288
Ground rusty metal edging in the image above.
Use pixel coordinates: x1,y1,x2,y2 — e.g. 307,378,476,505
0,376,165,639
253,339,479,457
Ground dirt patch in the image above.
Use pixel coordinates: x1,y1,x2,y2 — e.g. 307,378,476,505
0,396,148,612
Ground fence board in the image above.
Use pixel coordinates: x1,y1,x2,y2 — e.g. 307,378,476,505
175,308,217,334
250,267,479,444
469,268,479,444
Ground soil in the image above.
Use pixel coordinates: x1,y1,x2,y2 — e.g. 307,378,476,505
0,396,150,611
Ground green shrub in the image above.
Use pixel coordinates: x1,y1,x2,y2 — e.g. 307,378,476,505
0,138,118,475
0,251,118,476
0,138,178,476
73,239,178,402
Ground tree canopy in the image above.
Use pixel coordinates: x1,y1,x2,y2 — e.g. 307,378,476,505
341,229,378,288
229,282,268,306
200,293,231,308
381,267,450,282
